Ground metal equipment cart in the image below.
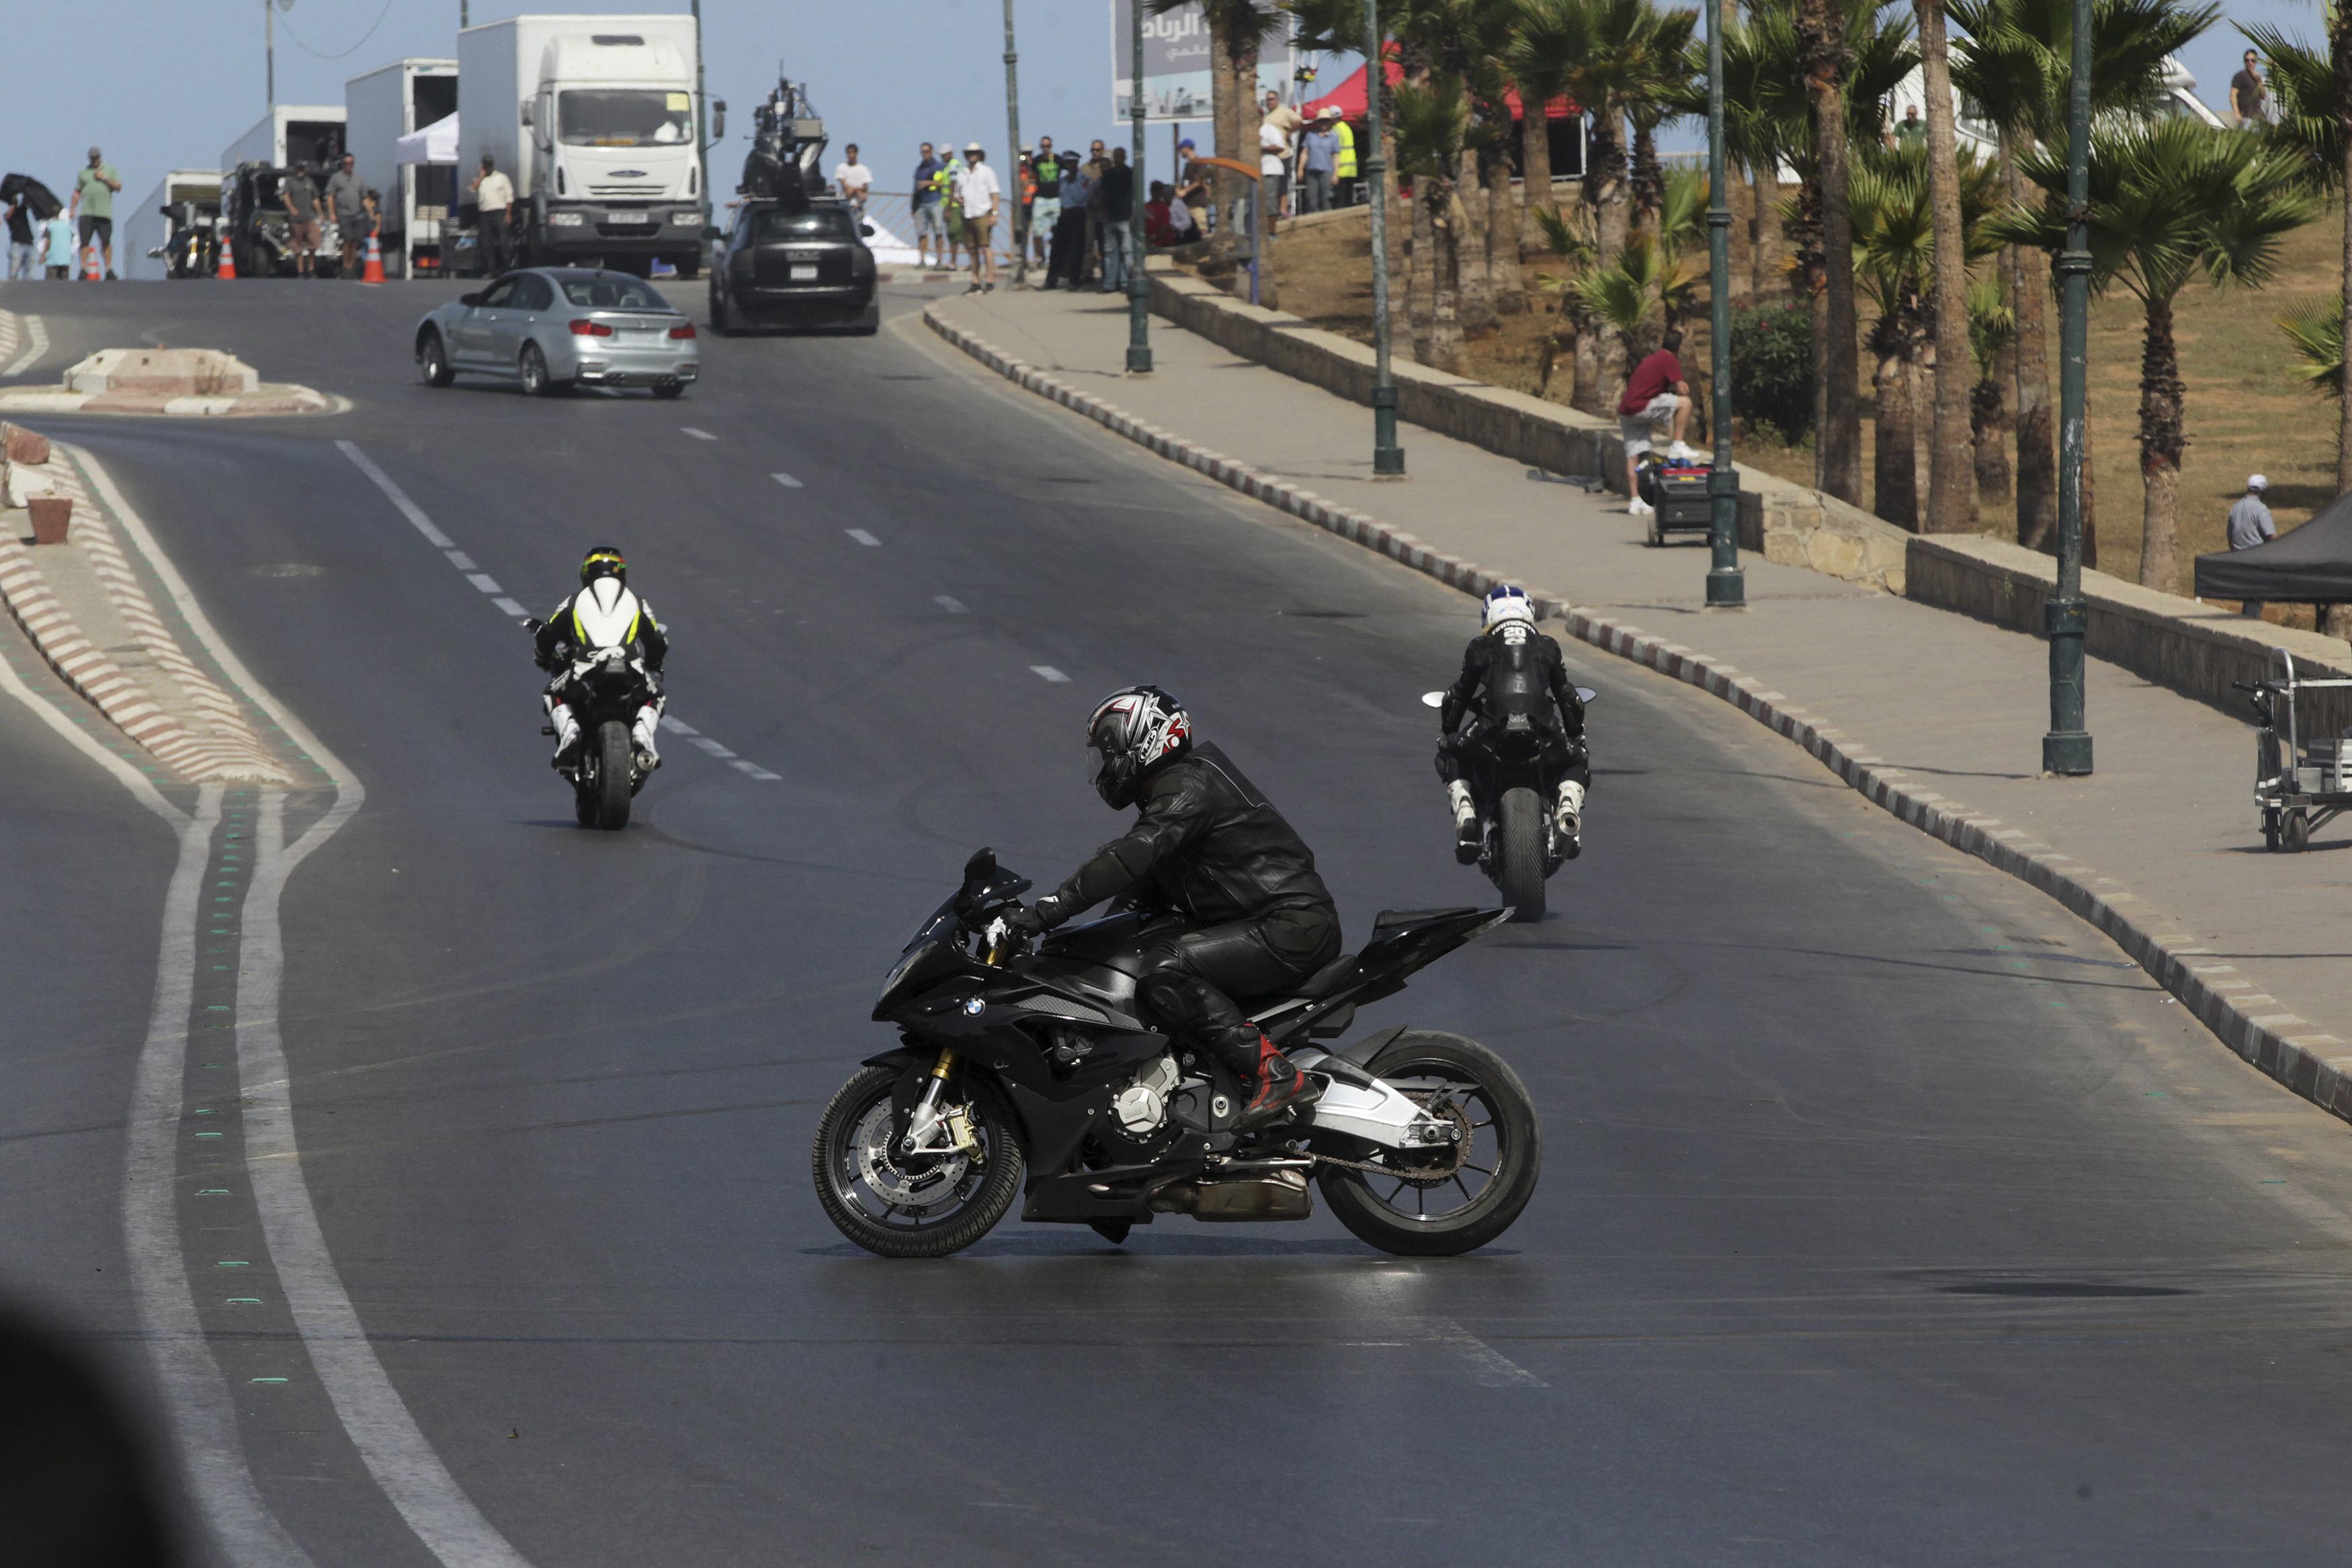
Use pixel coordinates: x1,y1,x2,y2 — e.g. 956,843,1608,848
2234,648,2352,852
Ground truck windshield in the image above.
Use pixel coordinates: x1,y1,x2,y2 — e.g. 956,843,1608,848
557,90,691,148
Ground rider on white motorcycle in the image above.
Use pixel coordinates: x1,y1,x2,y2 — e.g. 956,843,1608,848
1436,585,1589,861
532,547,668,771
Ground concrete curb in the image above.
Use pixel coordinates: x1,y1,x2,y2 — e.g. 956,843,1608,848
0,385,333,417
0,443,293,783
923,300,2352,1131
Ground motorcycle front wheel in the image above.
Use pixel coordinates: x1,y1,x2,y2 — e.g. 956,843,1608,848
1494,785,1547,922
1317,1031,1541,1257
813,1065,1025,1258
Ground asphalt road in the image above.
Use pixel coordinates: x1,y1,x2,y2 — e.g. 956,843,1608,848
7,273,2352,1566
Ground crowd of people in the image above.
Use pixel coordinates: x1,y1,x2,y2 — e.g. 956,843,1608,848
886,91,1362,293
5,148,122,281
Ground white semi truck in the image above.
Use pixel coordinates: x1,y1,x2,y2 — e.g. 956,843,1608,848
456,14,706,277
347,58,460,279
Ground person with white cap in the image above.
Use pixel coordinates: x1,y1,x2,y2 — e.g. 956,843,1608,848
954,141,1001,292
2228,474,2277,618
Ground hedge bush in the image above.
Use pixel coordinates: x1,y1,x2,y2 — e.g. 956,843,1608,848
1728,300,1814,445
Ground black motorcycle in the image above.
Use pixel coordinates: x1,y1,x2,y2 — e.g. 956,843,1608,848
1423,685,1597,922
525,624,655,830
812,849,1542,1258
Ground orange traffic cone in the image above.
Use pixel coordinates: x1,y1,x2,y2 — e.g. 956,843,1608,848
361,230,385,286
83,243,101,281
215,239,237,279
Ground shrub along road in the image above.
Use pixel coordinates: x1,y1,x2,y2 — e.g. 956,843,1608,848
0,277,2349,1565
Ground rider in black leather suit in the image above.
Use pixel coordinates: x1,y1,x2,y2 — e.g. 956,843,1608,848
1437,584,1589,861
1008,687,1338,1129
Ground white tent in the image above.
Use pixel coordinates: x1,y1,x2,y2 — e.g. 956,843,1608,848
396,112,459,166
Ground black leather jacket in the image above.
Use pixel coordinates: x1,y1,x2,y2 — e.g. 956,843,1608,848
1442,625,1583,738
1038,742,1335,928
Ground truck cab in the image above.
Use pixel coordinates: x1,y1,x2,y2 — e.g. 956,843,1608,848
524,30,704,275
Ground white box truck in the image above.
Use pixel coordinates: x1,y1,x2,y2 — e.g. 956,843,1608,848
347,58,459,278
456,14,705,277
124,170,222,281
220,104,347,175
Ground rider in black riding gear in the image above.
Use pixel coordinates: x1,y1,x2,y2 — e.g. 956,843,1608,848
1437,584,1589,862
534,546,669,769
1004,686,1339,1129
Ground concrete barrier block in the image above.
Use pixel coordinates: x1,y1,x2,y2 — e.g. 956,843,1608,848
3,425,49,466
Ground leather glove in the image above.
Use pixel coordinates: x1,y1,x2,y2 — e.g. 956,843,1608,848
999,903,1048,942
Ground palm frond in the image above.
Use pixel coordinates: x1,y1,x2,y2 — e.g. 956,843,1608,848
2276,294,2344,399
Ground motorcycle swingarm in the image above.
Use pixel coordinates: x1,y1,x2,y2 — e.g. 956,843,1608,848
1288,1041,1457,1152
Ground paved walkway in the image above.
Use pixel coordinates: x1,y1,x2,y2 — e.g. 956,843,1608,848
930,284,2351,1079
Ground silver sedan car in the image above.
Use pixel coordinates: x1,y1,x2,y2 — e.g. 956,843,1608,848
415,268,700,399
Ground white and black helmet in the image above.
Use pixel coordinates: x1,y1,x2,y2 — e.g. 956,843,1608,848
1482,583,1536,631
1086,685,1191,808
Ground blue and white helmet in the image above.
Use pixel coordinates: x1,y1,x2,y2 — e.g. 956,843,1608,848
1482,584,1536,631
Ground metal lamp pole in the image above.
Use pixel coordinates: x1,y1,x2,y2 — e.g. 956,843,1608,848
1127,0,1153,372
1702,0,1744,607
1362,0,1404,476
2042,0,2094,773
1003,0,1026,285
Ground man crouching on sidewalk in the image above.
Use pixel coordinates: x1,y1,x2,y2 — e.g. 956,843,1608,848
1619,329,1694,517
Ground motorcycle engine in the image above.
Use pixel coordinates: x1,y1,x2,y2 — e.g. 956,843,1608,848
1111,1055,1181,1135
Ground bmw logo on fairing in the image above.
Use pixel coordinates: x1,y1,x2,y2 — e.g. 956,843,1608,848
962,996,985,1016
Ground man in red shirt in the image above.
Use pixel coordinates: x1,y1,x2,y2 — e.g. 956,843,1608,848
1618,328,1694,516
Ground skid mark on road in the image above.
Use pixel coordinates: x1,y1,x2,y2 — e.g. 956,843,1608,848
337,439,782,785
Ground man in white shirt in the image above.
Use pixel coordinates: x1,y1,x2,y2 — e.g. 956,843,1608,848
831,144,874,218
1260,90,1302,217
954,142,1001,291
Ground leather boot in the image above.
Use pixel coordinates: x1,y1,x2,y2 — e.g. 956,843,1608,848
1555,779,1585,860
1447,781,1480,865
1235,1032,1318,1129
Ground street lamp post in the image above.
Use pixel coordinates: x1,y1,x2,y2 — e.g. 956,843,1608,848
1003,0,1026,286
1362,0,1404,476
2042,0,2094,773
1127,0,1153,372
1702,0,1744,607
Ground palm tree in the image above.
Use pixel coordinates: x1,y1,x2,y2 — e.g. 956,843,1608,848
1966,276,2015,507
1532,202,1599,396
1628,8,1702,235
1949,0,2218,550
1507,0,1578,241
1992,120,2318,591
1154,0,1288,263
1796,0,1862,501
2277,294,2343,400
1509,0,1670,269
1915,0,1973,532
1394,76,1474,371
2240,17,2352,489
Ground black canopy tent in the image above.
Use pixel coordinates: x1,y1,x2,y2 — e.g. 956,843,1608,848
2194,489,2352,605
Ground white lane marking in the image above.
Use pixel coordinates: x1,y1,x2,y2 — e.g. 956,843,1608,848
681,426,718,441
336,440,784,785
1031,665,1069,683
245,796,535,1567
771,472,804,488
845,529,880,547
691,736,737,758
336,441,454,548
3,314,50,378
934,595,967,613
731,758,782,780
85,448,543,1563
1420,1317,1548,1389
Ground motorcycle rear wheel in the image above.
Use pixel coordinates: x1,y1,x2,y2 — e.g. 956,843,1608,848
814,1065,1025,1258
1495,786,1547,922
592,721,632,830
1317,1031,1540,1257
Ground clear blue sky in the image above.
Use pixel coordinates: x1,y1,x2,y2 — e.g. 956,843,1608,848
1,1,2321,212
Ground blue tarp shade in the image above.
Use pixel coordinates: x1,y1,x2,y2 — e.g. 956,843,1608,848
2193,489,2352,604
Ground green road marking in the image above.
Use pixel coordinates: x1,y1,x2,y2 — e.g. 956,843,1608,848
196,1189,230,1196
250,1377,288,1384
192,1108,215,1115
2145,1092,2169,1099
226,1298,261,1305
194,1132,223,1139
199,1062,222,1068
2260,1178,2287,1185
216,1260,250,1267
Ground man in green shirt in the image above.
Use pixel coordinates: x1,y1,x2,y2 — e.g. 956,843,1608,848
71,147,122,279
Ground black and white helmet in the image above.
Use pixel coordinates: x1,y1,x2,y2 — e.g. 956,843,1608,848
1086,685,1191,808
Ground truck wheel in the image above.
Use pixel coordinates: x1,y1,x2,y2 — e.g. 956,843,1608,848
418,332,454,388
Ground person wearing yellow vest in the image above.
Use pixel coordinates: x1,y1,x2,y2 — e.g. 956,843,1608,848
933,154,964,272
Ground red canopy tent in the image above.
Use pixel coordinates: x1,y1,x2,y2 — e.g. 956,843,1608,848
1301,60,1579,122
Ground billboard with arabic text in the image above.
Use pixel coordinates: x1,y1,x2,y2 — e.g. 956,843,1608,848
1109,1,1296,124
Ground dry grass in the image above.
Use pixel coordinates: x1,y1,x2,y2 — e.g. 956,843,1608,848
1243,200,2346,627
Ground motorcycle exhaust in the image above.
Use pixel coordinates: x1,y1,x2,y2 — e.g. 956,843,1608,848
1148,1168,1312,1222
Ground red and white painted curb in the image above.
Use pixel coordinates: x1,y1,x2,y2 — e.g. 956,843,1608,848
925,302,2352,1129
0,444,293,783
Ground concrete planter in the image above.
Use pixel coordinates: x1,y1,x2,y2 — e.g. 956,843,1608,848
28,496,71,546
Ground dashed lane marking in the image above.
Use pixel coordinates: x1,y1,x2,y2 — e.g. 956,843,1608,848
771,472,804,488
337,440,781,785
935,595,967,613
681,427,718,441
1031,665,1070,683
845,529,881,547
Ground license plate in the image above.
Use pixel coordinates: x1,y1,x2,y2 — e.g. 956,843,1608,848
790,264,818,282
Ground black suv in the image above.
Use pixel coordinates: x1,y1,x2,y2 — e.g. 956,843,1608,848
710,199,878,335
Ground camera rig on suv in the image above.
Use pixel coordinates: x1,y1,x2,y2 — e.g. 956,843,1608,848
738,76,828,210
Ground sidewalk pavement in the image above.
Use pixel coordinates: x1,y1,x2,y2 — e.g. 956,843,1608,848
925,285,2352,1115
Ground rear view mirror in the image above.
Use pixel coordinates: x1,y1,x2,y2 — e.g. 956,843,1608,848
712,100,727,139
1420,691,1445,709
1574,686,1597,704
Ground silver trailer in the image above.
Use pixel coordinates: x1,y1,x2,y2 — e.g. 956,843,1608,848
349,59,460,279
